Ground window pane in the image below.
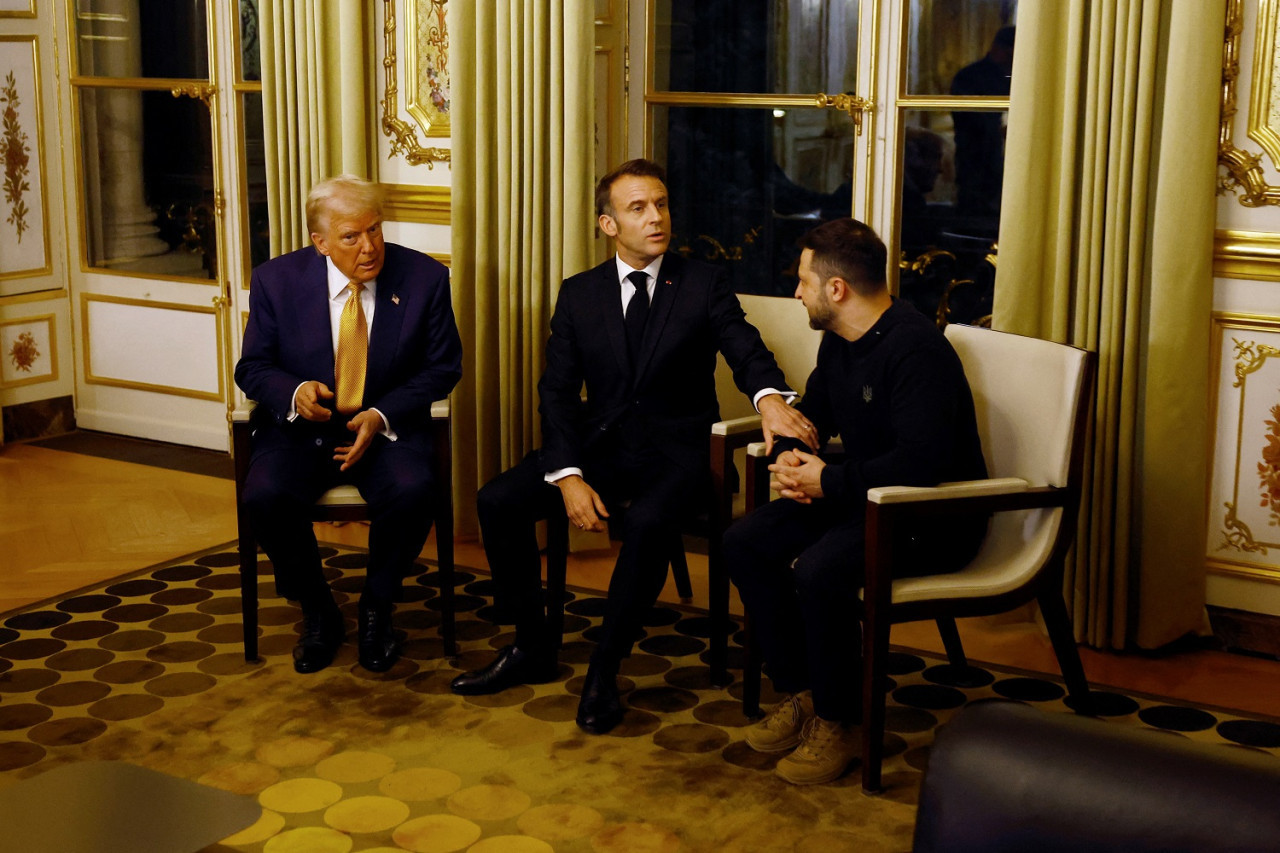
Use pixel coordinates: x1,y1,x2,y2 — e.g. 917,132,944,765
242,91,269,272
76,0,209,79
79,88,217,279
905,0,1016,97
898,110,1000,327
653,104,853,296
653,0,858,95
239,0,261,82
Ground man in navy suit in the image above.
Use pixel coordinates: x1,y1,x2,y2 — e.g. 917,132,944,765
451,159,816,734
235,175,462,675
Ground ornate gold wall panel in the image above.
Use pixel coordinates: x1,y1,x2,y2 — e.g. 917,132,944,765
382,0,451,168
1220,0,1280,206
383,184,450,225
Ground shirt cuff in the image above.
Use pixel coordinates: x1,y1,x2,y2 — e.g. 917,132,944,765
545,467,583,484
370,407,396,441
753,388,797,411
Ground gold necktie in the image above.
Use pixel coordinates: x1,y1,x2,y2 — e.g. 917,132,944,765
335,281,368,414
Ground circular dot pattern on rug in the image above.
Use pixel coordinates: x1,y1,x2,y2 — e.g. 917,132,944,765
1138,704,1218,732
992,676,1066,702
379,767,463,801
259,777,345,813
923,664,995,689
653,722,730,753
517,803,605,841
1070,690,1140,716
1218,719,1280,748
892,684,967,710
469,836,554,853
324,795,410,833
393,814,483,853
447,783,532,822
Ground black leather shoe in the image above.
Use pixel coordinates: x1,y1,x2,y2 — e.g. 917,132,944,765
450,644,558,695
358,605,400,673
576,664,623,734
293,607,345,674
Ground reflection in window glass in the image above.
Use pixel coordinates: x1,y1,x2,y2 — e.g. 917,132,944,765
78,89,217,279
240,0,261,82
653,0,858,96
75,0,210,79
242,92,269,272
905,0,1016,97
898,110,1000,327
653,104,853,296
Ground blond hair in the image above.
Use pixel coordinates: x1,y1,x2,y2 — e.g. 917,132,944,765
305,175,385,235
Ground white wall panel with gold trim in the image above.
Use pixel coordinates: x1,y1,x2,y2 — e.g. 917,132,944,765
0,8,73,419
1212,0,1280,615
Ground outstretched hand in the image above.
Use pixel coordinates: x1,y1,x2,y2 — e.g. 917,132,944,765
334,410,382,471
758,393,818,456
557,475,610,532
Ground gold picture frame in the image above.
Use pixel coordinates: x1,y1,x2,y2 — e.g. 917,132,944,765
1221,0,1280,205
0,312,56,387
381,0,451,168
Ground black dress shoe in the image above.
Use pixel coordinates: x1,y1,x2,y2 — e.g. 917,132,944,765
576,664,623,734
358,605,400,673
293,607,345,674
450,644,558,695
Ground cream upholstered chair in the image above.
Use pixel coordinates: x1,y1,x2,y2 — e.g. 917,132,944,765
231,399,456,662
744,323,1096,792
704,294,824,683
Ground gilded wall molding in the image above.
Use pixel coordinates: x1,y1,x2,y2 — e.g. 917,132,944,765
1215,229,1280,280
1220,0,1280,205
383,184,451,225
381,0,451,169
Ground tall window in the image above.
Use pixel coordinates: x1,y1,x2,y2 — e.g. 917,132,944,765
645,0,1017,327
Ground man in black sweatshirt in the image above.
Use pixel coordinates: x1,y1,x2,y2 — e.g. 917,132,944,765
725,217,988,785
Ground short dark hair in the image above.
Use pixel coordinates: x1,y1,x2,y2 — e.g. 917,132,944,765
798,218,887,296
595,159,667,217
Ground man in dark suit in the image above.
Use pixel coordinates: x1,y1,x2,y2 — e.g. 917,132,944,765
450,159,816,734
235,175,462,675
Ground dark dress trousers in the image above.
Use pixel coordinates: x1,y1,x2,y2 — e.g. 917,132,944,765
479,252,792,665
234,243,463,605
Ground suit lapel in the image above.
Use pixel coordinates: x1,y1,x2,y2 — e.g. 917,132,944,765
301,252,337,386
367,255,404,392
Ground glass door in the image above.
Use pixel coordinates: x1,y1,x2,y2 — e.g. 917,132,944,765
646,0,878,297
644,0,1017,325
61,0,261,450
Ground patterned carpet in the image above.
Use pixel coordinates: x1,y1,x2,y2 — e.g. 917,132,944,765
2,542,1280,852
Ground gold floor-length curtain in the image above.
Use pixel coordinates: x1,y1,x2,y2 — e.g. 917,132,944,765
450,0,595,534
261,0,374,254
994,0,1223,649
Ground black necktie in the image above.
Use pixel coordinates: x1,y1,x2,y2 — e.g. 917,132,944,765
624,270,649,365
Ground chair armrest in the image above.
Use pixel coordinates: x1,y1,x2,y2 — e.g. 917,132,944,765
431,398,450,420
868,477,1029,504
231,402,255,424
711,414,764,437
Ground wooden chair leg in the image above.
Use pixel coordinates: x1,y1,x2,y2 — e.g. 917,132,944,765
935,617,967,668
545,513,569,650
669,536,693,602
1038,589,1093,715
861,605,891,794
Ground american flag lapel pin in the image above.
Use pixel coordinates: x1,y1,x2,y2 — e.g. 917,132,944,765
392,294,400,305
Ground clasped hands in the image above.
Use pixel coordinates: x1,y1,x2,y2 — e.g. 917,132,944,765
555,393,822,526
294,380,381,471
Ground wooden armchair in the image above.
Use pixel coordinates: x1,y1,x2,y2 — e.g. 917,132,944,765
231,399,456,662
744,323,1096,792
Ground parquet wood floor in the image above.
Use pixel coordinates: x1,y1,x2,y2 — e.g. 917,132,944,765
4,439,1279,719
